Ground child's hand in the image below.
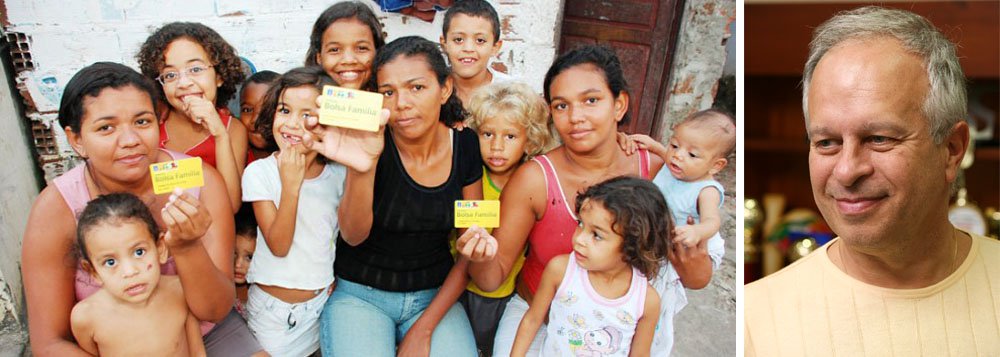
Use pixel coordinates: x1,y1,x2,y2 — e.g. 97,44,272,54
628,134,668,157
161,188,212,250
673,224,699,248
616,131,638,155
301,108,390,173
182,96,227,137
456,225,498,262
276,146,307,190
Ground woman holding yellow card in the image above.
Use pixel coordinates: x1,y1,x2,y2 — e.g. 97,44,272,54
21,62,264,356
303,36,481,357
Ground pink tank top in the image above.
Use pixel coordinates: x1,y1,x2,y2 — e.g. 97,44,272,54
521,150,650,294
159,108,234,168
54,149,211,333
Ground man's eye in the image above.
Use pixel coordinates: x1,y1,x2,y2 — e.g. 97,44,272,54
870,136,891,144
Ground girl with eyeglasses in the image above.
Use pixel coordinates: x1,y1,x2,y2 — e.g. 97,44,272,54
137,22,249,212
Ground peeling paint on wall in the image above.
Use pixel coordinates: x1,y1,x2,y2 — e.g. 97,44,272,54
2,0,562,182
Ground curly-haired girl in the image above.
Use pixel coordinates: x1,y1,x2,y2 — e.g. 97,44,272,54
511,176,669,357
137,22,248,211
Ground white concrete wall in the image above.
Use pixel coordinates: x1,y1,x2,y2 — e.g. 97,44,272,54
659,1,737,356
0,42,40,355
3,0,562,180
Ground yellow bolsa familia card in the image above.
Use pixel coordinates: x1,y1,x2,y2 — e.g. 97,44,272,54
454,200,500,228
150,157,204,195
318,85,383,132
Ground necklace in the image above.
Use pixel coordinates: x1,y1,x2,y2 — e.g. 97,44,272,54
84,160,156,206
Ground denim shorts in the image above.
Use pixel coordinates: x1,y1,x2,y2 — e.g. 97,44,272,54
318,278,476,357
246,285,329,356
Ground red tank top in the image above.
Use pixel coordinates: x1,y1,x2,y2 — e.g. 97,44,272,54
159,108,233,167
520,149,651,294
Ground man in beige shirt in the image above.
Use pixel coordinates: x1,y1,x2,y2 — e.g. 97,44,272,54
744,6,1000,356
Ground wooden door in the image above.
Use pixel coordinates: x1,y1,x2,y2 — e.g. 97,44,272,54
559,0,686,138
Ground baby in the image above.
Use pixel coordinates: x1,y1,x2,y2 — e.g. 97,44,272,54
632,109,735,248
70,193,204,356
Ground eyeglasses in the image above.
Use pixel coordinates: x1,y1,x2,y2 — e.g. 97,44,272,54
156,65,214,85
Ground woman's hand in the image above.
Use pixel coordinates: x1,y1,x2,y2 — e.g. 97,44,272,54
302,108,390,173
397,324,433,357
456,225,498,262
668,217,713,289
161,188,212,252
183,96,227,137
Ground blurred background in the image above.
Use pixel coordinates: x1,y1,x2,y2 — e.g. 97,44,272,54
744,0,1000,283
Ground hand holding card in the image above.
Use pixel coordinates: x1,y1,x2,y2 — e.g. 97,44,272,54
150,157,205,194
318,86,384,132
303,104,390,174
161,188,212,250
456,225,498,263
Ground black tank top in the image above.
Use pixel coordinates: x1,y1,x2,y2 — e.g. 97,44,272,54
335,128,483,291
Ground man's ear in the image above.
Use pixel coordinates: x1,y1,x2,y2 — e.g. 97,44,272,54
944,121,970,184
613,91,630,123
157,233,170,265
65,126,87,158
709,157,728,175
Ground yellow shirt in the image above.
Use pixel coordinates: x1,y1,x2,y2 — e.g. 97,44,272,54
745,232,1000,356
450,168,526,298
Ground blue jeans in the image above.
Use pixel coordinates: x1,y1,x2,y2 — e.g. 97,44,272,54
319,278,477,356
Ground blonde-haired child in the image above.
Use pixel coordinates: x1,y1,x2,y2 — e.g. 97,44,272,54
459,81,558,355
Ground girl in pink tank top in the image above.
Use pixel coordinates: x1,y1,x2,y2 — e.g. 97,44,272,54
511,176,669,356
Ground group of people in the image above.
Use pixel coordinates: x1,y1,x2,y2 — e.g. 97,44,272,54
21,1,736,356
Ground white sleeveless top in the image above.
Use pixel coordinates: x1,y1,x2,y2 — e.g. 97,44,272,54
543,254,648,356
